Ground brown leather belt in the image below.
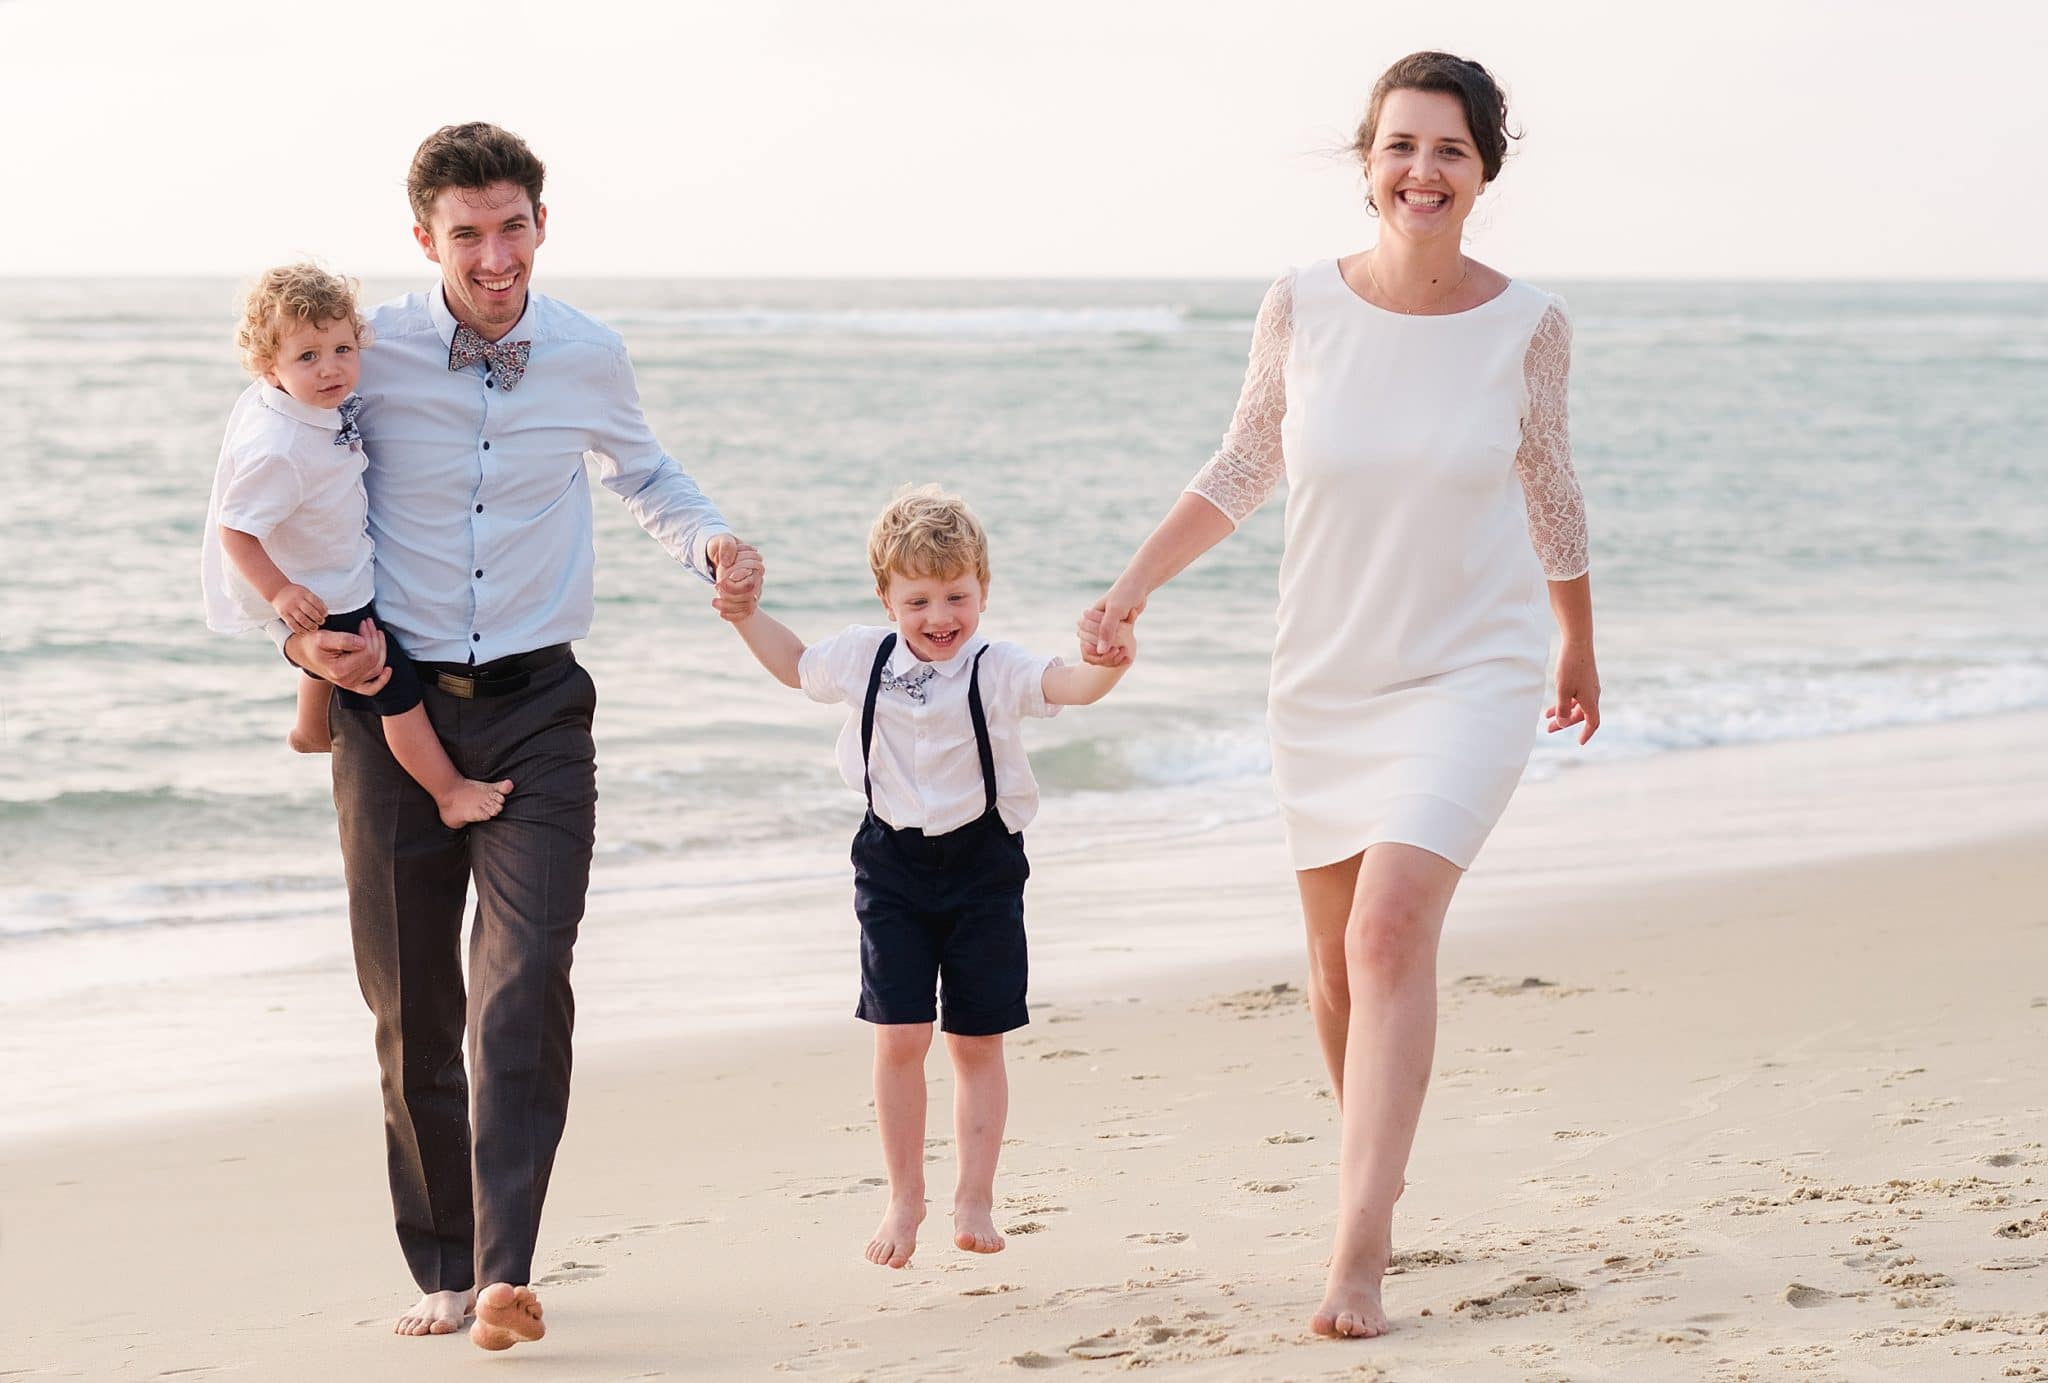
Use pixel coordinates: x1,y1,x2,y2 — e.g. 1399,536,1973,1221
418,644,573,699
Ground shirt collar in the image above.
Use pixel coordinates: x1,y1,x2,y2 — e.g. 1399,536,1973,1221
428,284,540,351
889,632,987,679
257,384,346,431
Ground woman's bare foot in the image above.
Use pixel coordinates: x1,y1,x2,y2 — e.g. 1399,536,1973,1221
469,1282,545,1351
437,778,514,830
952,1197,1005,1254
865,1196,925,1269
1311,1230,1393,1339
394,1287,475,1336
287,724,333,754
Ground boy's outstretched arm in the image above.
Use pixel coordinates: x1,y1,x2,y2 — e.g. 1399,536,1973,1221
1041,626,1136,706
731,610,806,689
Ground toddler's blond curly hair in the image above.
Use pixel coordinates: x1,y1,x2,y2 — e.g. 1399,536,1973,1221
235,263,368,374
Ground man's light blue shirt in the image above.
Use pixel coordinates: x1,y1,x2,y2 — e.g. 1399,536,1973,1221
316,286,731,665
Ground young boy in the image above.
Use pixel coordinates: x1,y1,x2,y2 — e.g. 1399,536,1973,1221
201,263,512,828
729,487,1132,1269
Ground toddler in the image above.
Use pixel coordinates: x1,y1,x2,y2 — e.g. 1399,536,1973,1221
201,264,511,827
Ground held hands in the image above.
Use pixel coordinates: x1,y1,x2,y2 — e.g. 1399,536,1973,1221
707,534,765,623
271,583,329,634
285,617,392,696
1545,640,1602,744
1076,577,1147,668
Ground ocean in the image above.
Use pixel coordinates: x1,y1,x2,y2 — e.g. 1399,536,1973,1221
2,275,2043,1093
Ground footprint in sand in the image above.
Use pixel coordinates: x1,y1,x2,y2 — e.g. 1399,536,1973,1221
1454,1275,1582,1318
1985,1152,2023,1167
1264,1131,1313,1145
960,1282,1021,1296
536,1259,606,1286
1978,1256,2047,1272
1128,1231,1189,1245
1240,1180,1296,1194
1782,1282,1834,1308
1997,1214,2048,1239
1007,1220,1048,1235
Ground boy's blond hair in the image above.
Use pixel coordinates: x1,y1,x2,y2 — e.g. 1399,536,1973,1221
868,485,990,590
235,263,369,374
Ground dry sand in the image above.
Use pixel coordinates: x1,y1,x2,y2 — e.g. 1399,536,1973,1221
5,722,2047,1381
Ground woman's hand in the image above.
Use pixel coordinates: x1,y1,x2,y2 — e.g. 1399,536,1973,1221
1545,640,1601,744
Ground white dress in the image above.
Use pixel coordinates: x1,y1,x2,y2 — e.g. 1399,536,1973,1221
1187,259,1588,871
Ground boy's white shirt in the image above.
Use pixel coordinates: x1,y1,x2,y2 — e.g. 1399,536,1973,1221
200,381,375,634
800,624,1063,835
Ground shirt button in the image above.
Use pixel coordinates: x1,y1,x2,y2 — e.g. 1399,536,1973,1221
472,633,481,643
475,503,484,513
474,569,484,578
482,441,492,451
486,377,496,389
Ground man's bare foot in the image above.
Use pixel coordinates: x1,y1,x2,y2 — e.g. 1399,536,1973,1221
469,1282,544,1351
1310,1241,1392,1339
865,1196,925,1269
952,1197,1005,1254
393,1287,475,1336
287,725,333,754
437,778,514,830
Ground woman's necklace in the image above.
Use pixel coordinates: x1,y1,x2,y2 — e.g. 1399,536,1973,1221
1365,250,1470,314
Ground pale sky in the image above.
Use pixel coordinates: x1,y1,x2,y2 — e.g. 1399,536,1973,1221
4,0,2043,279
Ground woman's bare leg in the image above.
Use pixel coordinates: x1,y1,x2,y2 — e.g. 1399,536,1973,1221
1297,854,1364,1100
1309,842,1463,1340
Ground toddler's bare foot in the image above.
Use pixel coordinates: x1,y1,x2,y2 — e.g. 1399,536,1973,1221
865,1195,925,1269
1310,1235,1392,1339
394,1287,475,1336
287,725,333,754
437,778,514,830
952,1197,1005,1254
469,1282,544,1351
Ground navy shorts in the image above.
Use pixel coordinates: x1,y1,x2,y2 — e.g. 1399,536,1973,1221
850,807,1030,1036
315,602,424,718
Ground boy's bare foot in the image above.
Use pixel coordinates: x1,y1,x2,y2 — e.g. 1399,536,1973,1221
1310,1235,1392,1339
394,1287,475,1336
287,725,333,754
865,1196,925,1269
437,778,514,830
469,1282,544,1351
952,1197,1005,1254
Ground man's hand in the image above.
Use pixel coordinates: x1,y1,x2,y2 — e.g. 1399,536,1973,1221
286,617,393,695
707,535,764,623
270,582,329,634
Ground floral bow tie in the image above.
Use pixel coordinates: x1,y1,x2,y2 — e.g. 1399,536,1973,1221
334,394,363,447
880,662,937,704
448,325,532,391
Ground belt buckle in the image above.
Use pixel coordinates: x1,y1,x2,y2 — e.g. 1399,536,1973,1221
436,671,478,700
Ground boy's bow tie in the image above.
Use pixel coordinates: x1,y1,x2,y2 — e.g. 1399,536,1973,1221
448,325,532,391
334,394,363,446
880,662,937,704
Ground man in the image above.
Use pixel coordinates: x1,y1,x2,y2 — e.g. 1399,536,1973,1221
282,122,761,1351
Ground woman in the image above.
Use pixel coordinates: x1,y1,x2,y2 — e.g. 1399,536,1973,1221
1080,52,1600,1338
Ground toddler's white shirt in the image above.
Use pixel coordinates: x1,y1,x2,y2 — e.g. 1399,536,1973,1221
800,624,1062,835
200,382,375,634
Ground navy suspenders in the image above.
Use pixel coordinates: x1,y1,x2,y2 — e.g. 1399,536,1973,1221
860,632,999,824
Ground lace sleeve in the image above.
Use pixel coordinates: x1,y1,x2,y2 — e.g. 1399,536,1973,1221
1516,298,1589,580
1185,271,1293,525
